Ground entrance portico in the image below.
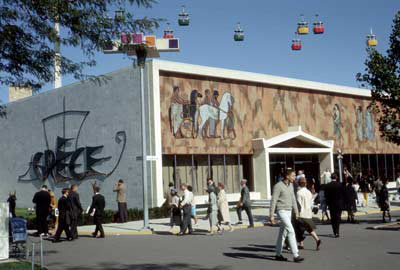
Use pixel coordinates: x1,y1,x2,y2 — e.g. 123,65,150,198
252,126,334,200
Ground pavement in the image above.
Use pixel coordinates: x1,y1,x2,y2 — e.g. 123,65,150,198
37,210,400,270
74,199,400,236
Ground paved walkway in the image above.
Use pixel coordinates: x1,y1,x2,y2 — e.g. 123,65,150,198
76,200,400,236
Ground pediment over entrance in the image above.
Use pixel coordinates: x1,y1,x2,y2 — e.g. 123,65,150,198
252,126,333,150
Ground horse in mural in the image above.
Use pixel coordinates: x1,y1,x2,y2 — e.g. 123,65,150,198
198,92,235,139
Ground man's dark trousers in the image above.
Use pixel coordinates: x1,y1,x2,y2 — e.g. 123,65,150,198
180,205,193,234
330,209,342,236
236,204,254,226
36,211,49,235
94,216,104,237
118,202,128,223
54,219,72,240
70,216,79,239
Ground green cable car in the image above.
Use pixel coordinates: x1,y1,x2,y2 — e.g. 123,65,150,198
178,5,190,26
234,23,244,41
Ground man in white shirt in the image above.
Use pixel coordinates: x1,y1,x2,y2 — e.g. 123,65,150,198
320,168,332,185
179,184,193,235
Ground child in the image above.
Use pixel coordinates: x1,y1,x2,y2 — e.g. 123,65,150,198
170,189,182,233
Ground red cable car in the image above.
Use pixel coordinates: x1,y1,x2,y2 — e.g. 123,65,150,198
291,32,302,51
163,23,174,39
313,14,324,34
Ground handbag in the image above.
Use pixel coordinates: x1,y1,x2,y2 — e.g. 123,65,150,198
312,206,319,214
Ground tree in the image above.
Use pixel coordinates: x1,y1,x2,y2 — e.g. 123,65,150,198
0,0,161,91
357,11,400,145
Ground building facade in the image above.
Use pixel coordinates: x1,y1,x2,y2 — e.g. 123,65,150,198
0,60,399,209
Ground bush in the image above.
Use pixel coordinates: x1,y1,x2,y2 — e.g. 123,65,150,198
24,207,169,230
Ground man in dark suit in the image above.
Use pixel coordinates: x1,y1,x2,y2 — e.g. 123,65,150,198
32,185,51,236
53,188,73,242
69,184,83,240
236,179,254,227
89,186,106,238
324,172,344,238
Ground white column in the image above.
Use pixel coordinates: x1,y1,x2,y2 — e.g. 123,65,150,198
265,150,272,200
0,203,9,260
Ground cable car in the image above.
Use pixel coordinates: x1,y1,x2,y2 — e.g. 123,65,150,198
178,5,190,26
297,15,309,35
367,29,378,47
291,32,302,51
163,23,174,39
234,23,244,41
313,14,324,34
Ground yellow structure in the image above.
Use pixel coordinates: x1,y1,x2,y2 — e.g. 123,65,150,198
9,86,32,102
297,24,309,35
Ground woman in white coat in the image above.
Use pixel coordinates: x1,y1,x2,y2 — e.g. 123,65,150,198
217,182,233,232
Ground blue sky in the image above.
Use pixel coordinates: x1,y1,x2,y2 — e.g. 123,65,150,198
1,0,399,103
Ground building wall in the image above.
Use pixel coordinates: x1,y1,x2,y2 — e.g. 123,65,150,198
159,72,400,155
0,67,151,210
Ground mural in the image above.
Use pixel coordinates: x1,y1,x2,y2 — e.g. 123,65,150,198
169,86,236,139
19,98,127,183
159,72,400,155
355,106,376,142
332,104,343,140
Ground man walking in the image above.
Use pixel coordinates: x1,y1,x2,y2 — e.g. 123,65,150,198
325,172,344,238
32,185,51,236
53,188,73,242
236,179,254,228
89,186,106,238
270,170,304,263
113,179,128,223
69,184,83,240
179,184,193,235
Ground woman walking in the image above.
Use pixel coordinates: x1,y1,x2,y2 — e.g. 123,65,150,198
205,185,219,235
318,185,330,222
379,178,391,223
296,178,321,251
217,183,233,232
170,189,182,233
344,177,358,223
359,174,370,207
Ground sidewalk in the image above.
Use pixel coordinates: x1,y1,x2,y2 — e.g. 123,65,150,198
76,200,400,236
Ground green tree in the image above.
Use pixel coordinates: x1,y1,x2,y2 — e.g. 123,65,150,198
0,0,161,91
357,11,400,145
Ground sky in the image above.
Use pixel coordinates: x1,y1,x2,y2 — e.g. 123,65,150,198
1,0,399,103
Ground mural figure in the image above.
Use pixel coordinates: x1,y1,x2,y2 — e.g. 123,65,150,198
356,106,364,141
199,92,235,139
332,104,343,140
170,86,190,138
200,89,212,137
189,89,202,137
365,107,375,141
209,90,220,138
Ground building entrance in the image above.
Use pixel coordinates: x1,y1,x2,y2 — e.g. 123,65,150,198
269,154,320,189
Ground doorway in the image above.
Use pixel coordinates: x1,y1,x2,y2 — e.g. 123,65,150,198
269,154,320,189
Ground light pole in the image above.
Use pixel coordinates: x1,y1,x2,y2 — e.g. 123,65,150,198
103,19,180,229
337,149,344,183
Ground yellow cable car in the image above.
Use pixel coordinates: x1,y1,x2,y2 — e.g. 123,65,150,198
367,29,378,47
297,15,309,35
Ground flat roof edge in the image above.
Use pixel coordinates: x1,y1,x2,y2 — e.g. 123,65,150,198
152,59,371,98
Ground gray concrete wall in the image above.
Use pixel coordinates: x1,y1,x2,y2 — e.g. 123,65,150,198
0,65,152,210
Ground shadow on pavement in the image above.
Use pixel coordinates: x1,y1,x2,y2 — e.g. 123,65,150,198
387,251,400,255
223,252,276,261
48,262,232,270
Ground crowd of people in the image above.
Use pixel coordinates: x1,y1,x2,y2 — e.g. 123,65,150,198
5,167,400,253
269,168,400,263
164,177,254,235
17,179,128,242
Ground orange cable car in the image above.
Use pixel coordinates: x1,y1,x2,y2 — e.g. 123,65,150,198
367,29,378,47
297,14,309,35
